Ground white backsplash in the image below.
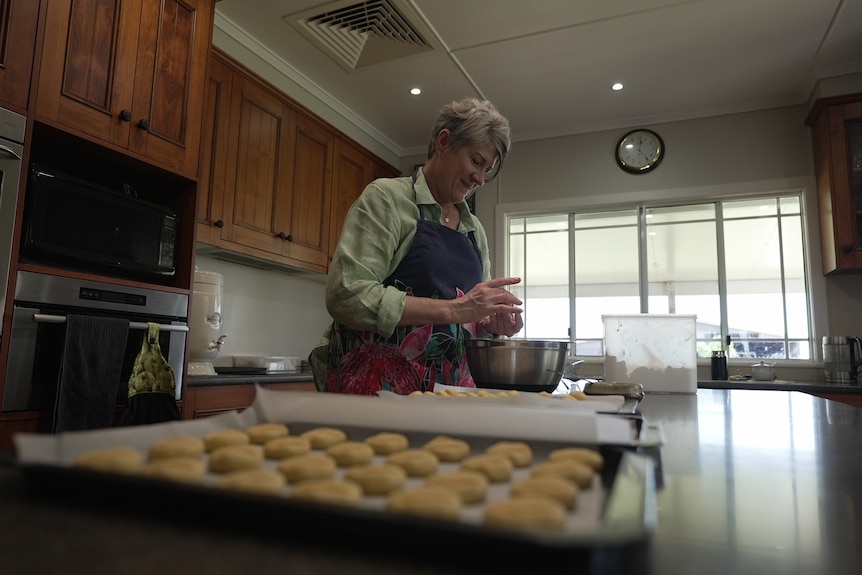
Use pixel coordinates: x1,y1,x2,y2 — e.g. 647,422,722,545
193,254,330,365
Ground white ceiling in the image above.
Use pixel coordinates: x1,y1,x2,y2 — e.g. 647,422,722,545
214,0,862,157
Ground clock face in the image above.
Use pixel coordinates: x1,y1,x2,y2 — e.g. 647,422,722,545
616,129,664,173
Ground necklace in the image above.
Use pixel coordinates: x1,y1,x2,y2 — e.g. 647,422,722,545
443,204,454,223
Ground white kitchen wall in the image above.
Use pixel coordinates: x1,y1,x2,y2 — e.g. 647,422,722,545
192,254,330,364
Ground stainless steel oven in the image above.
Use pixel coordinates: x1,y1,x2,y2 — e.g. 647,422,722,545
3,271,188,413
0,106,26,342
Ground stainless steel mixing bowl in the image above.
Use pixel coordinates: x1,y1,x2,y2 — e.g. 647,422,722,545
465,339,571,392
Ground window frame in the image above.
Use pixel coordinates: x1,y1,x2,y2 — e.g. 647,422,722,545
492,177,829,369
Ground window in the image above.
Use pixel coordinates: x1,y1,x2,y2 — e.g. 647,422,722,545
507,195,811,360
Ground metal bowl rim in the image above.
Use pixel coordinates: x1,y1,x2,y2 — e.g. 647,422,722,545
465,339,569,349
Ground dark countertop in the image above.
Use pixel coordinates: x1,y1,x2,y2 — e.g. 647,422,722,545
187,372,862,396
699,378,862,394
186,372,315,386
2,389,861,574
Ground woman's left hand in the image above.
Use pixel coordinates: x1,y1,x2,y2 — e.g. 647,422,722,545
482,310,523,337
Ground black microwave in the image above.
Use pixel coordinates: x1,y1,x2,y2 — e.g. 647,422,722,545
21,165,177,280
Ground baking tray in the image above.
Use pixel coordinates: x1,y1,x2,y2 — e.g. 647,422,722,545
14,391,657,567
17,433,654,567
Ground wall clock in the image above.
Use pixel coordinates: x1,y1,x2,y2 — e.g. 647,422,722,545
615,129,664,174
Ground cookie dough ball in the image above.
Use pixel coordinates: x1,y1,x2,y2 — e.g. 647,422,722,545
483,496,567,531
568,390,588,400
485,441,533,467
325,441,375,467
291,479,363,506
147,436,205,461
277,454,337,484
344,464,407,495
72,447,143,474
425,470,489,504
208,444,264,473
547,447,604,471
218,469,286,495
531,460,595,488
387,487,463,520
143,457,207,484
365,432,410,455
386,449,439,477
301,427,348,449
264,436,312,460
246,423,289,444
422,436,471,462
203,428,250,452
460,453,514,482
510,476,579,510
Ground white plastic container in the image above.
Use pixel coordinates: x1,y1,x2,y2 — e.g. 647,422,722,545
602,314,697,394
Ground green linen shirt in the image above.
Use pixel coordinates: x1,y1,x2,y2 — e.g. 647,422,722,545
325,168,492,338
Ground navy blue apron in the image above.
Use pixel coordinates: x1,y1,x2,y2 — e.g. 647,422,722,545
323,178,483,395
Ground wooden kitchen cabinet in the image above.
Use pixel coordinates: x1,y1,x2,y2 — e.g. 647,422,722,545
328,139,400,262
196,55,234,246
0,0,40,112
182,381,317,419
197,49,398,273
34,0,214,178
215,68,333,272
807,93,862,274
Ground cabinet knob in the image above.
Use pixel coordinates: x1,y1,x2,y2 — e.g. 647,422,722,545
118,109,132,122
276,232,293,241
842,244,855,254
137,119,151,131
214,219,224,228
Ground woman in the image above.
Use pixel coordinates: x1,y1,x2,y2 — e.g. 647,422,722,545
310,97,523,394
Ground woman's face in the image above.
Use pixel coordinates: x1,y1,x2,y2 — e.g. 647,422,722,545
435,131,498,204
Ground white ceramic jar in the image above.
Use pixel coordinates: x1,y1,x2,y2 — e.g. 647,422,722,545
187,268,226,375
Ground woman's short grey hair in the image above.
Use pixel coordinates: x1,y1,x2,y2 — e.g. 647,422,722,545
427,97,511,181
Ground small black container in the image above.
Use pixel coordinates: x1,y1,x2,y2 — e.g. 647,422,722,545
710,351,728,380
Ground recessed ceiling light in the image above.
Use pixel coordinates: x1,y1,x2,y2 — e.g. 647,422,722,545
612,83,624,91
410,87,421,95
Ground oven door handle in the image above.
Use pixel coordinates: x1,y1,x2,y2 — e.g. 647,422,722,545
33,313,189,332
0,143,23,160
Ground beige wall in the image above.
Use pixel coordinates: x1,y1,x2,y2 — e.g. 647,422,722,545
206,35,862,373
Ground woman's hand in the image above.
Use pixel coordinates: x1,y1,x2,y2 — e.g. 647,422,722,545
481,309,524,337
399,277,524,331
455,277,523,327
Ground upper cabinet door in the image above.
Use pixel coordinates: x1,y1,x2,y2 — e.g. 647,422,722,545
219,73,295,257
35,0,141,145
35,0,214,177
128,0,212,175
808,95,862,274
0,0,41,112
279,114,334,269
196,55,233,245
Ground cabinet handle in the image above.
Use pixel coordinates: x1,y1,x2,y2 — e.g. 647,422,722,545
214,219,224,228
118,109,132,122
276,232,293,241
137,119,151,131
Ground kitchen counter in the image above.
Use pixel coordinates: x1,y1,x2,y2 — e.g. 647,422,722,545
186,372,315,386
699,378,862,394
1,389,861,574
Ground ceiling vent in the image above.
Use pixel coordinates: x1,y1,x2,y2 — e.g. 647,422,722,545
285,0,435,71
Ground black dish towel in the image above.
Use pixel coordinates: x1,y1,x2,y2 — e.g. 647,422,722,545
53,314,130,433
